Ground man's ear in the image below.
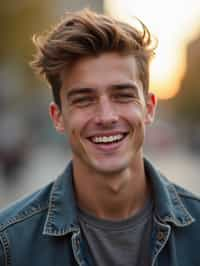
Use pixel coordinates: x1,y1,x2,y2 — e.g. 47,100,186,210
144,93,157,125
49,102,65,134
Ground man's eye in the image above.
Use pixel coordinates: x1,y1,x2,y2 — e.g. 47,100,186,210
114,93,135,101
72,97,94,106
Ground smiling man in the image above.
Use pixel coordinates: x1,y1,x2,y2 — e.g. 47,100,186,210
0,9,200,266
51,52,155,223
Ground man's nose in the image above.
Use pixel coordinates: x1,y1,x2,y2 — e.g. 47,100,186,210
94,96,118,126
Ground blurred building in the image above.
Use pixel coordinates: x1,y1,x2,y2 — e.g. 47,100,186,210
173,33,200,152
175,33,200,122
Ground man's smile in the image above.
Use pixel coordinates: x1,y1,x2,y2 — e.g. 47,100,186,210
84,131,130,153
90,133,127,144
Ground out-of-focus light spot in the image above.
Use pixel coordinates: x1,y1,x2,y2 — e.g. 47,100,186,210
104,0,200,100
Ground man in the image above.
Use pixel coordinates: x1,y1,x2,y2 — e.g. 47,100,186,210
0,9,199,266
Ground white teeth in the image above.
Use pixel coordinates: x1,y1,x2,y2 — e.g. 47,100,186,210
92,134,123,144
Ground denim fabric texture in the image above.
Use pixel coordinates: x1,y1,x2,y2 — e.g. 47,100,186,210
0,158,200,266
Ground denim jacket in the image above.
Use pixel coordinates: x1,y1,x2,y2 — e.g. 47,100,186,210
0,158,200,266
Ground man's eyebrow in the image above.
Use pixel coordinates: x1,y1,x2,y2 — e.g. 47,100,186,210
110,83,139,91
66,83,139,99
66,87,94,99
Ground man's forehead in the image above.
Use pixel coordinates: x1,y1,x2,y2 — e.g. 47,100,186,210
60,52,140,90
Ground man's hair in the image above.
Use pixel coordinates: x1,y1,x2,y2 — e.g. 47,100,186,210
31,9,156,108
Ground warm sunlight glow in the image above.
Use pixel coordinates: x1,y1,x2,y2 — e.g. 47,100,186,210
104,0,200,99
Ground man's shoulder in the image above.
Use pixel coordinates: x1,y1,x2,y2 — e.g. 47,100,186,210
174,183,200,217
145,158,200,218
175,183,200,202
0,181,54,232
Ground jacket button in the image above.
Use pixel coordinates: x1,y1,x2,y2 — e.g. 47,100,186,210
157,231,165,241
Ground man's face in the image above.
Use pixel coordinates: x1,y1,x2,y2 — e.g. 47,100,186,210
50,52,156,176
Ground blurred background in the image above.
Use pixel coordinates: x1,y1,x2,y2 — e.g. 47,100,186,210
0,0,200,209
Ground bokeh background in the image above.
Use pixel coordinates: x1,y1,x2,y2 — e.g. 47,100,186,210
0,0,200,209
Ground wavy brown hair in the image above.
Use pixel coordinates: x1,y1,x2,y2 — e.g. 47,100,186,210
31,9,156,108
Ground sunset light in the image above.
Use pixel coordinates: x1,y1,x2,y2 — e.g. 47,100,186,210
105,0,200,99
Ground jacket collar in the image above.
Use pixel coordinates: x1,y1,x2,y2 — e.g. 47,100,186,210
43,158,195,236
144,158,195,227
43,162,79,236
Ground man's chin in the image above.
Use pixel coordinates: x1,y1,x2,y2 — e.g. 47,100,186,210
88,159,129,176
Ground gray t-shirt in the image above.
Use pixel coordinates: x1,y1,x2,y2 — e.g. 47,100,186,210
78,199,153,266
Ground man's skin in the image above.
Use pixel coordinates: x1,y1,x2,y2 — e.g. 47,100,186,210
50,52,157,221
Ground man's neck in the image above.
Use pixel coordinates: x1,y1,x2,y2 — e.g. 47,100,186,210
73,157,150,221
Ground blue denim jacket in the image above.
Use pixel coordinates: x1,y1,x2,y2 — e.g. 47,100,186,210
0,158,200,266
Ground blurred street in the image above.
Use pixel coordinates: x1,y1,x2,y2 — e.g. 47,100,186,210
0,143,199,209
